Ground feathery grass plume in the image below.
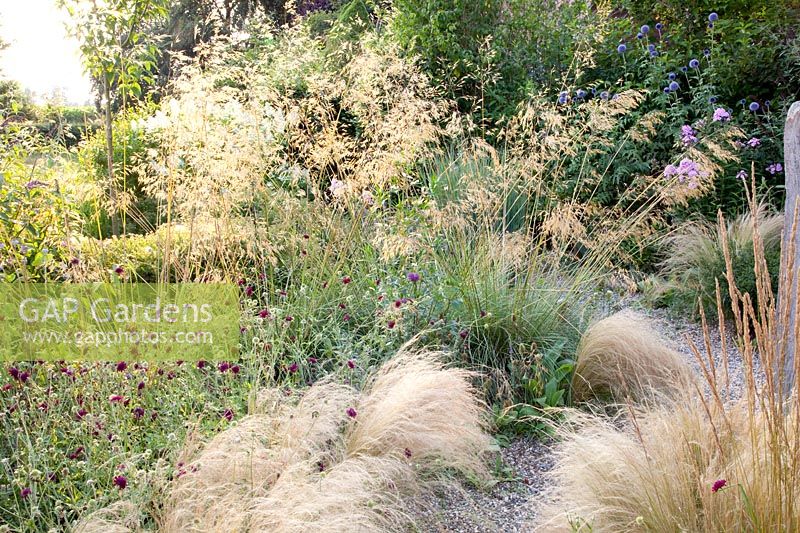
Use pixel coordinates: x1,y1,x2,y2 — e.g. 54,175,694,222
74,501,142,533
570,310,694,403
538,398,800,532
82,347,494,533
656,202,783,317
540,194,800,531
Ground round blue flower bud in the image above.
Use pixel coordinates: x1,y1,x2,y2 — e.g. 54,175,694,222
641,25,650,34
689,59,700,68
559,91,568,98
668,72,676,80
749,102,760,112
648,44,656,51
664,87,671,94
765,100,771,107
558,95,568,105
576,89,587,99
637,33,644,39
669,81,680,91
600,91,610,100
708,96,717,103
739,99,746,105
703,48,711,57
680,66,688,72
617,44,627,54
709,12,718,22
650,50,659,57
655,23,663,30
591,88,597,95
708,22,714,28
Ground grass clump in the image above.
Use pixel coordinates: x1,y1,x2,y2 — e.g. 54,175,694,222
654,203,783,318
76,346,492,532
570,310,694,404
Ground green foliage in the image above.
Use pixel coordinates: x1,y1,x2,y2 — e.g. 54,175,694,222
76,107,160,237
652,204,783,318
390,0,595,131
0,126,80,282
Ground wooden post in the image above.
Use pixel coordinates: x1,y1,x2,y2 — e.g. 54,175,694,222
780,102,800,394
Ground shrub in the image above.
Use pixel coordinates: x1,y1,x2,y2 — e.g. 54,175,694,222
655,202,782,318
571,310,694,403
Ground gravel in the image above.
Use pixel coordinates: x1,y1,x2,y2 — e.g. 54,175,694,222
413,297,761,532
412,438,555,532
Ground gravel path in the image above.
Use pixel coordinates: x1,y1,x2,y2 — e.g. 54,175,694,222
414,297,758,532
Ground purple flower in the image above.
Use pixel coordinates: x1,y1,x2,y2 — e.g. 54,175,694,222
749,102,760,112
689,59,700,69
244,285,254,297
25,180,48,190
599,91,610,100
746,137,761,147
347,359,355,369
650,50,659,57
132,407,145,419
711,479,726,492
576,89,587,99
115,361,127,372
288,362,299,373
655,23,663,31
712,108,731,122
636,32,644,40
669,81,680,91
20,487,32,499
346,407,357,418
708,96,718,103
407,272,420,283
736,170,748,180
113,475,127,490
222,408,234,421
680,125,698,146
767,163,783,175
641,24,650,34
617,44,627,54
703,48,711,57
709,12,719,22
459,329,469,339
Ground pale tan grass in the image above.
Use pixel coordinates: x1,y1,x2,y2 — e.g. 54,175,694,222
77,347,491,532
570,310,695,403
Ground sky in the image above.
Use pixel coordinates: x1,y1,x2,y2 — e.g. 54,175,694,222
0,0,94,105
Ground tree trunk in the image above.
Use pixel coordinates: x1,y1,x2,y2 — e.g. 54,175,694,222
104,77,121,236
780,101,800,394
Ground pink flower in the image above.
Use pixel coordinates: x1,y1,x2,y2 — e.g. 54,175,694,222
20,487,31,499
347,359,355,369
109,395,124,403
346,407,357,418
113,475,127,490
746,137,761,147
711,479,727,493
288,362,299,373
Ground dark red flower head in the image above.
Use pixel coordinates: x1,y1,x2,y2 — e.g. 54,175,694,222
113,475,127,490
712,479,727,493
346,407,357,418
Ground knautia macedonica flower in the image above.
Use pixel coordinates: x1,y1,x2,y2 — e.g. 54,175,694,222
407,272,420,282
713,108,731,122
711,479,726,492
113,475,127,490
346,407,357,418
